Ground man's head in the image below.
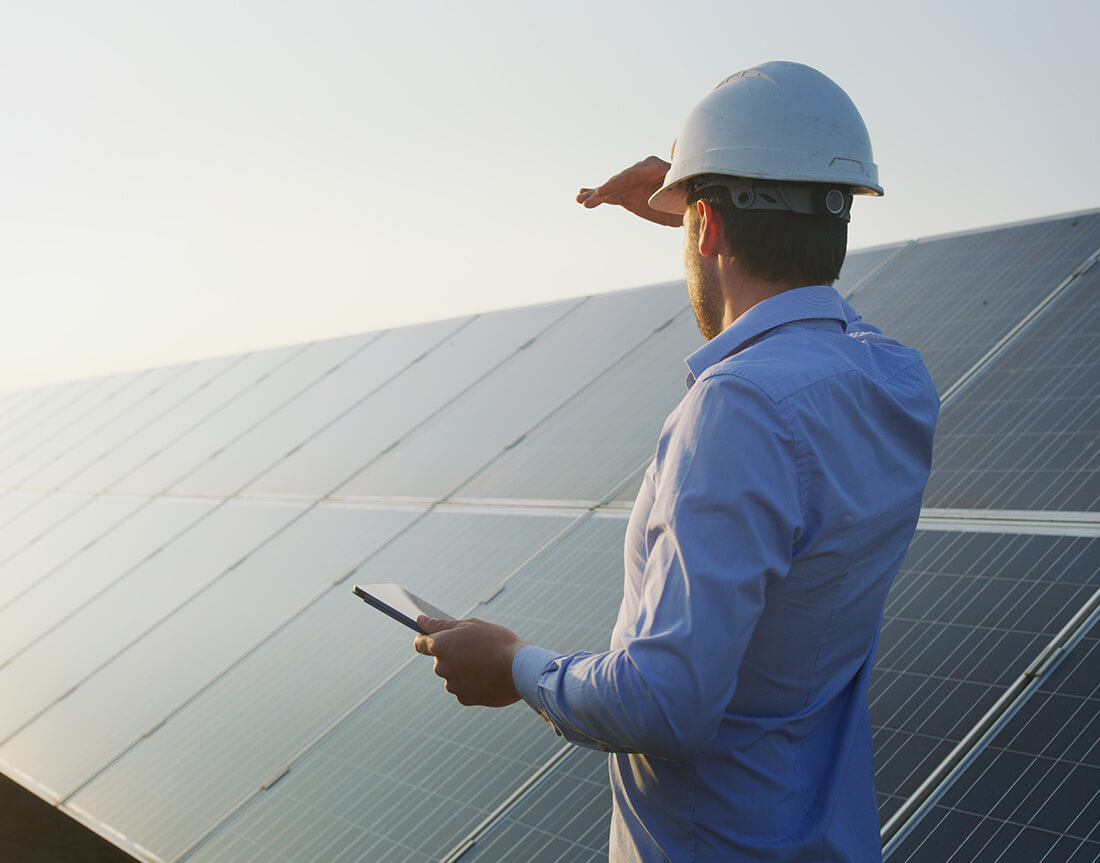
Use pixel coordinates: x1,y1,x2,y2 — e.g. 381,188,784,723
686,176,848,288
651,61,879,338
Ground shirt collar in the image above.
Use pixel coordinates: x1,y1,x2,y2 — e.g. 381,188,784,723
684,284,848,387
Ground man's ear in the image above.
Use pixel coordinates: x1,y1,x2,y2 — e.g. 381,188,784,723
695,199,724,259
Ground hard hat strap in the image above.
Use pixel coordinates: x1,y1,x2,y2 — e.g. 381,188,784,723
695,177,853,222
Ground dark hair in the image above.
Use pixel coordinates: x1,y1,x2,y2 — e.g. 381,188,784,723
686,177,848,287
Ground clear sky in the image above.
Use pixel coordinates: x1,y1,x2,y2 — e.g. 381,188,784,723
2,0,1097,394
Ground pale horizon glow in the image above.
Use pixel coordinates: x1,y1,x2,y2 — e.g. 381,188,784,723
2,1,1098,394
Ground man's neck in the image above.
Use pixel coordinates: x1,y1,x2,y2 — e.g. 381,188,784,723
719,266,798,332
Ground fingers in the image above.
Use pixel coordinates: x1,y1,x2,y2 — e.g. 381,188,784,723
577,187,605,208
413,632,434,656
418,615,460,634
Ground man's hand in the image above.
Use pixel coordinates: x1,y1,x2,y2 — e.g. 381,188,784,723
414,616,527,707
576,156,682,227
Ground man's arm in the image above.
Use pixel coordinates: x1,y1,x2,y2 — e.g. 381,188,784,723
576,156,683,227
416,374,803,760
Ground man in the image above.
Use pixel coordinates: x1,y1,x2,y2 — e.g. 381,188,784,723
415,61,938,861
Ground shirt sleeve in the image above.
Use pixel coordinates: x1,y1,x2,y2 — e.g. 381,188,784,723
510,372,804,759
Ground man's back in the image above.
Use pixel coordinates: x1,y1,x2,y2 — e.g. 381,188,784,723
611,287,939,861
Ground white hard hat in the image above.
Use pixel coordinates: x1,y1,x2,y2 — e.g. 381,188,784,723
649,61,883,215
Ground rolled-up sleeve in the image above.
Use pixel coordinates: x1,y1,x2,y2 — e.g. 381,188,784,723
511,372,804,759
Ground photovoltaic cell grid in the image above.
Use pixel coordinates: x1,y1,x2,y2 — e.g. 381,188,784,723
849,211,1100,393
0,503,431,804
454,748,611,863
922,263,1100,512
387,528,1100,855
63,508,578,862
887,623,1100,862
183,515,627,863
869,530,1100,823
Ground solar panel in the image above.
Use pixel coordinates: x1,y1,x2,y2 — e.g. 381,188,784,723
11,366,200,490
922,263,1100,512
332,284,689,503
239,300,582,499
21,356,243,492
0,491,48,537
183,514,628,863
63,346,308,494
1,209,1099,862
453,308,701,504
0,494,146,649
834,242,909,299
0,491,88,564
109,331,398,495
0,503,419,809
61,508,577,861
0,499,306,747
849,211,1100,393
886,621,1100,862
0,495,216,622
0,373,145,484
869,530,1100,823
453,748,611,863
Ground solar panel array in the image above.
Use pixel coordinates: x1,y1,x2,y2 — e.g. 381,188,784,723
0,208,1098,862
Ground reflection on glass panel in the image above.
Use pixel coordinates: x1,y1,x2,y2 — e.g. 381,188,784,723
887,626,1100,863
185,663,572,863
0,496,214,616
834,242,908,299
213,301,577,498
0,498,302,671
0,494,281,738
6,367,189,489
870,531,1100,824
10,504,419,805
0,378,123,480
0,496,146,618
22,357,240,492
62,509,575,859
63,348,301,493
457,748,611,863
455,308,700,503
110,333,381,495
184,514,626,863
850,211,1100,393
340,286,692,502
924,267,1100,512
0,493,88,564
0,492,47,535
0,386,67,442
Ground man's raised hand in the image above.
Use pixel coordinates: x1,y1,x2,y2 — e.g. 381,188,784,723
576,156,682,227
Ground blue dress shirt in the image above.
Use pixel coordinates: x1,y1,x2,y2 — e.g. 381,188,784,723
513,285,939,862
